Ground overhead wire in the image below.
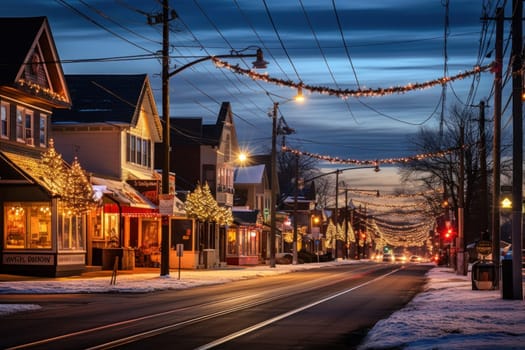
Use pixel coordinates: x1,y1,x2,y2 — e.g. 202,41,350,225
78,0,161,45
298,0,358,123
261,0,303,82
54,0,156,54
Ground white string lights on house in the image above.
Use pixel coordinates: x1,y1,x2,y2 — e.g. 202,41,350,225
213,57,493,99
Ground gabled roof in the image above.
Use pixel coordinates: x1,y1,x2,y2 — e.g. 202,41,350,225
52,74,162,141
171,102,237,148
0,16,70,108
0,150,54,194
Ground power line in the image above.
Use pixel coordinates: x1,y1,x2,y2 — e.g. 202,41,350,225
54,0,155,54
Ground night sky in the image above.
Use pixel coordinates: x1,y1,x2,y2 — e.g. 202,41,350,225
1,1,505,165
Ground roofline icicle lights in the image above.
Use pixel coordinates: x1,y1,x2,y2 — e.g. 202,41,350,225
213,57,494,98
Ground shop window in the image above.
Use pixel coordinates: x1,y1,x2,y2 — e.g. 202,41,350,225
57,203,85,251
227,228,238,255
104,214,120,247
4,202,51,249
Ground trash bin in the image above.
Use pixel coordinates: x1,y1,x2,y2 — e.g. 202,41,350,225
102,248,122,270
202,249,215,269
501,258,513,299
471,260,496,290
102,248,134,270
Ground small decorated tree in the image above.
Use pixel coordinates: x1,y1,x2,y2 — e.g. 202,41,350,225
40,138,66,195
40,139,95,215
62,156,95,215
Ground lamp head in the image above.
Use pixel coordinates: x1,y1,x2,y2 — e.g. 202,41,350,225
294,86,305,102
252,48,268,69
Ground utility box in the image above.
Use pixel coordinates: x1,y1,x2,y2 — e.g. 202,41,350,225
202,249,216,269
471,260,496,290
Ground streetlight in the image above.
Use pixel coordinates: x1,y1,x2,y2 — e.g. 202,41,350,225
157,0,268,276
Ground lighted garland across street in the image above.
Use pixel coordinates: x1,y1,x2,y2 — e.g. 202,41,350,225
282,145,460,165
213,57,493,98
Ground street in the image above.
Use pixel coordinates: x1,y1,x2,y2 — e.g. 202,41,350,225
0,262,431,349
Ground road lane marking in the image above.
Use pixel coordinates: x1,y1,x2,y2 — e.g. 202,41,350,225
195,268,401,349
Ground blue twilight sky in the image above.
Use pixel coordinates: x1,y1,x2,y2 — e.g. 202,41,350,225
0,1,510,164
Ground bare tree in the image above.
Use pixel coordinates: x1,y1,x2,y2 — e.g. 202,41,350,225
399,104,500,246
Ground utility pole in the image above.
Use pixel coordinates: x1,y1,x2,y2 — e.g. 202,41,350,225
334,170,340,259
270,102,278,268
148,0,177,276
344,188,350,259
457,123,465,275
491,6,503,290
478,101,488,235
510,0,523,300
292,154,299,265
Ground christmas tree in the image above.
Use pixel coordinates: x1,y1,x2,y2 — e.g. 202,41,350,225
62,156,95,215
40,138,66,195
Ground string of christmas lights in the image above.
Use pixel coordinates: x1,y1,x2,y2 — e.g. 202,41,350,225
213,57,493,99
282,145,460,165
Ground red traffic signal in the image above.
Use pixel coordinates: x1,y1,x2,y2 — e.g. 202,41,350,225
443,228,455,240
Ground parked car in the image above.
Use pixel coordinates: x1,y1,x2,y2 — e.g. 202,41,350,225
394,254,407,263
409,255,422,263
382,253,394,262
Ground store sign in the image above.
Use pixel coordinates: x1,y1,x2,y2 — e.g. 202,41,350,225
3,254,54,265
57,254,85,265
127,179,160,204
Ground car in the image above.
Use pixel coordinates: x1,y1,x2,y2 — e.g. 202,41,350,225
394,254,407,263
409,255,422,263
382,253,394,262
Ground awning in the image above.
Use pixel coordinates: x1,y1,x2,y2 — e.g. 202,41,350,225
92,177,157,216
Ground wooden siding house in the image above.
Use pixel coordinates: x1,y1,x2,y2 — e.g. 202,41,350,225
0,17,79,276
155,102,240,266
50,74,180,269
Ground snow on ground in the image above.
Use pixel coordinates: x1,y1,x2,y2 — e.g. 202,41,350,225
1,261,524,349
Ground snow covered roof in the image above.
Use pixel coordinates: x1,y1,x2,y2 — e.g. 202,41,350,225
234,164,265,184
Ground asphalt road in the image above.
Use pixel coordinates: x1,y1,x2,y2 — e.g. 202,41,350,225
0,262,432,349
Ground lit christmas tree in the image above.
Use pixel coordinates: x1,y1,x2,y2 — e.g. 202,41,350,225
185,182,233,225
62,156,95,215
41,139,95,214
40,138,66,195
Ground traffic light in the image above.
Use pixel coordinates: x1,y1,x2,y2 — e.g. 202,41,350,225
443,227,455,241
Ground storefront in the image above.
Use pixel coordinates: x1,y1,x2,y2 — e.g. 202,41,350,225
1,151,87,277
90,177,159,269
226,210,262,265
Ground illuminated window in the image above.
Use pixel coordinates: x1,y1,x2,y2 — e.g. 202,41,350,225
4,202,52,249
57,202,86,251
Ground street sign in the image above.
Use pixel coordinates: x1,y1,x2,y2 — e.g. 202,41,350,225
159,194,174,216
